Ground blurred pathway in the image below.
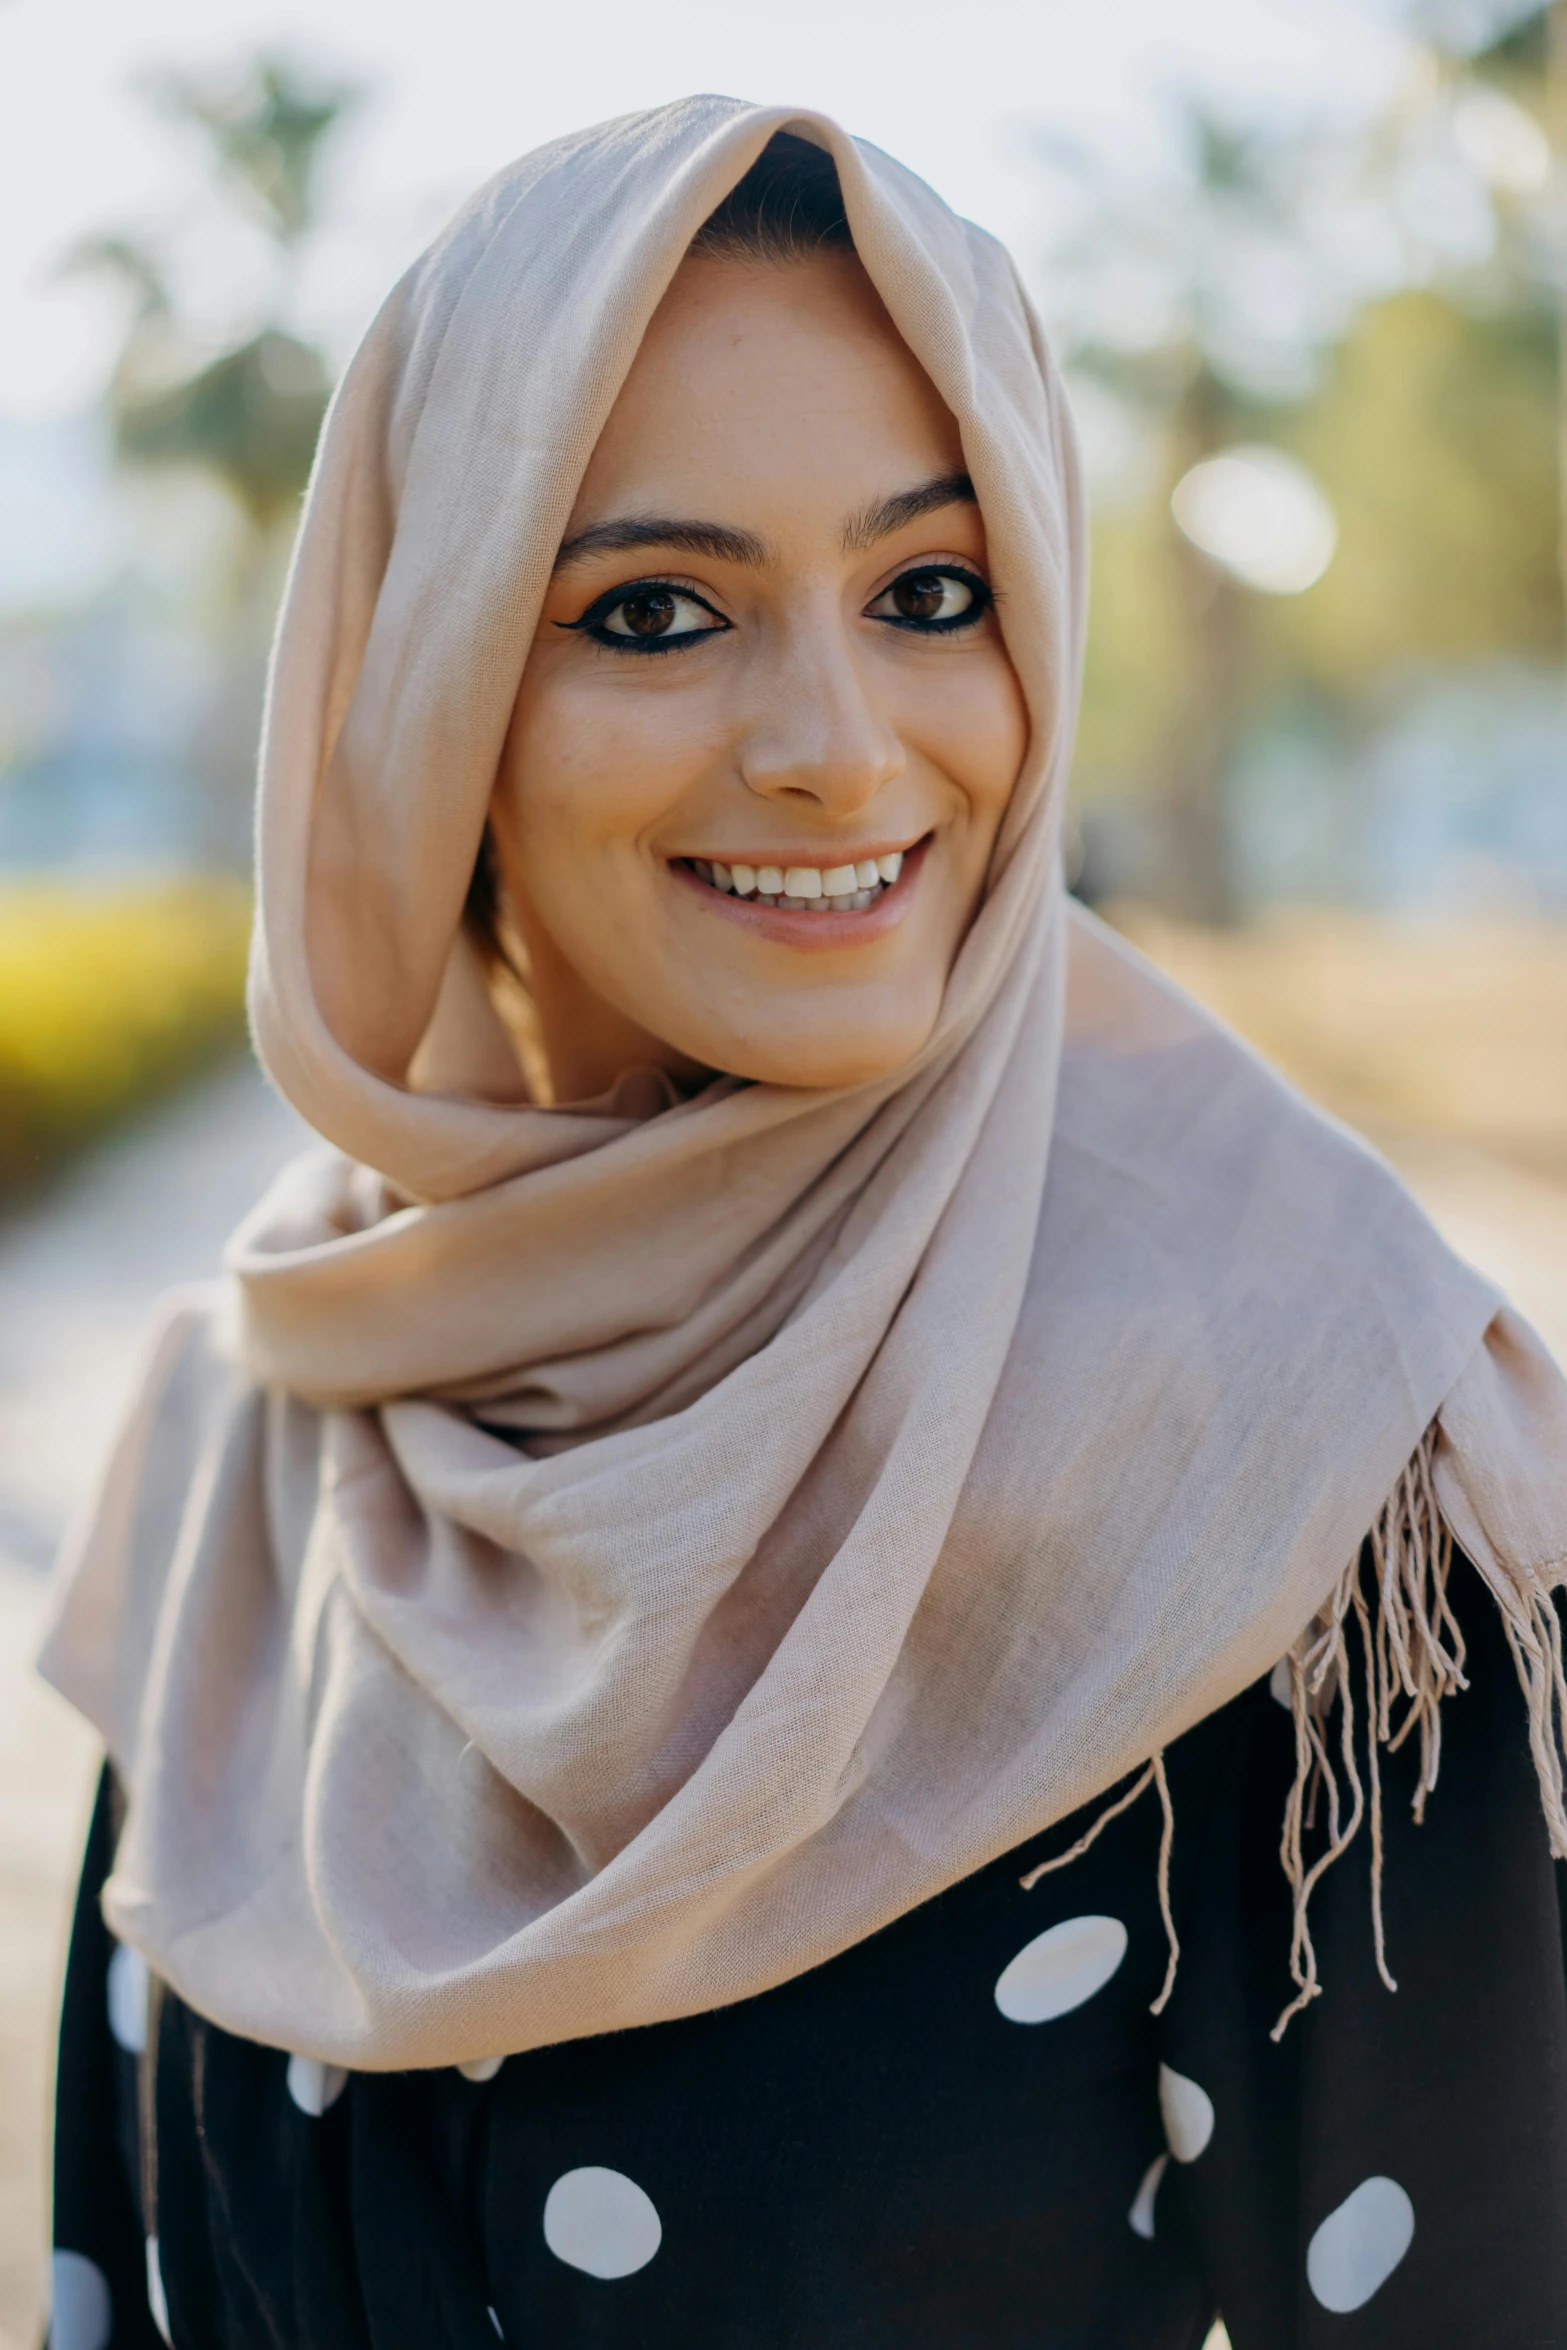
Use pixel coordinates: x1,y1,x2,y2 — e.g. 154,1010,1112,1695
0,1064,1562,2345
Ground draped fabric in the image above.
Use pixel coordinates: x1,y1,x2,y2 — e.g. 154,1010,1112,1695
39,95,1567,2073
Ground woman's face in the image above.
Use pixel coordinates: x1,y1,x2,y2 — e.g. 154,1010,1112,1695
491,248,1028,1099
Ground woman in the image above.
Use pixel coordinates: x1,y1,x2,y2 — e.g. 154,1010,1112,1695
39,99,1567,2349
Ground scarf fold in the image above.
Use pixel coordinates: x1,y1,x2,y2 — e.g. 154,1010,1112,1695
39,95,1567,2070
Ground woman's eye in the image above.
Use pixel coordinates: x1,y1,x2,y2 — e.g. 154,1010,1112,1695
596,586,723,645
867,567,989,630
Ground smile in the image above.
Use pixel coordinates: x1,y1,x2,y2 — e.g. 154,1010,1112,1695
682,849,906,911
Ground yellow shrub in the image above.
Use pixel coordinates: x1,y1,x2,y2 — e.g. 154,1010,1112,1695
0,878,252,1191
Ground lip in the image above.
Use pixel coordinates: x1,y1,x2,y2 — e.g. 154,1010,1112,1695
668,836,929,950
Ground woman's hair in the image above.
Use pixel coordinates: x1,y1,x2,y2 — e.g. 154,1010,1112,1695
464,133,854,975
688,131,853,265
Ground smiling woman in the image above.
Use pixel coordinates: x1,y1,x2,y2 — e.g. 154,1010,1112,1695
36,99,1567,2350
490,219,1024,1095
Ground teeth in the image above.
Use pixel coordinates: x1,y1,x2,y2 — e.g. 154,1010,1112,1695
697,852,909,906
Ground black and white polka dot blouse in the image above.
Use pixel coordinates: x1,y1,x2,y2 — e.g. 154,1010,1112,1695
46,1557,1567,2348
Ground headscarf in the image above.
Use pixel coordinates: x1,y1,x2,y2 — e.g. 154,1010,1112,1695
40,95,1567,2070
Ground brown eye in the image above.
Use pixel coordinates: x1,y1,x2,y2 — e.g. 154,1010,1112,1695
577,583,726,649
619,589,678,638
893,570,953,621
867,566,989,630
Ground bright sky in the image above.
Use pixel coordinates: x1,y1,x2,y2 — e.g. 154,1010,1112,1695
0,0,1414,422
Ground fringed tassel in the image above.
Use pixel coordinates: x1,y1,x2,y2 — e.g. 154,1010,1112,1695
1017,1424,1566,2046
1020,1752,1181,2015
1272,1422,1567,2039
1471,1543,1567,1865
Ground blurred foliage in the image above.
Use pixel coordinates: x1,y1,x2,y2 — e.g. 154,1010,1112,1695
150,54,354,248
1280,291,1561,683
56,56,360,862
65,55,357,529
1060,0,1566,918
0,880,252,1193
117,328,331,531
1077,286,1563,792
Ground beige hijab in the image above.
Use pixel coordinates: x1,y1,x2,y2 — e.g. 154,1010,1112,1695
41,95,1567,2071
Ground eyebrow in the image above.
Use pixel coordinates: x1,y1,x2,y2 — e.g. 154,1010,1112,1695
841,471,977,553
552,517,770,573
550,472,979,576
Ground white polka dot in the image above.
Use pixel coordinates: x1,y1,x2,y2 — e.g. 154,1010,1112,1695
1306,2175,1415,2312
1269,1658,1293,1709
286,2054,348,2116
487,2308,504,2339
459,2056,504,2083
542,2166,663,2279
145,2238,171,2345
1158,2062,1215,2163
106,1944,149,2055
1128,2153,1168,2240
50,2249,112,2350
993,1914,1128,2024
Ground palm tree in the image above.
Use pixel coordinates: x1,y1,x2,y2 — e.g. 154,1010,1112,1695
71,56,354,527
63,57,358,857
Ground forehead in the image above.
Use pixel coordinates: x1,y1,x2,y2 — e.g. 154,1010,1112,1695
565,251,967,529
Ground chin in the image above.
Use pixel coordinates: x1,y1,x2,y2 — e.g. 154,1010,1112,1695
709,1008,937,1092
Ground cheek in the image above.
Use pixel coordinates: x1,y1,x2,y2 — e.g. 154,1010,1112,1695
912,650,1029,830
501,667,717,867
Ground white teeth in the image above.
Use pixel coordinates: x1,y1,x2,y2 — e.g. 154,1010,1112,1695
710,852,908,908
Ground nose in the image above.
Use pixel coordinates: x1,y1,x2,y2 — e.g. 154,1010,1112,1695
735,614,904,815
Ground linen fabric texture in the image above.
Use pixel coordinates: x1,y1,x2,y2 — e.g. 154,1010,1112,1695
39,95,1567,2073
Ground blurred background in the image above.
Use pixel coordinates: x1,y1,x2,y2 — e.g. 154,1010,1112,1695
1,0,1564,2341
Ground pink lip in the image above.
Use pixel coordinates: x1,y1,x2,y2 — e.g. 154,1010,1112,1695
668,837,929,950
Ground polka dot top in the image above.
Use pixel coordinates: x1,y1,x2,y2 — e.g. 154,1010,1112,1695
47,1558,1567,2348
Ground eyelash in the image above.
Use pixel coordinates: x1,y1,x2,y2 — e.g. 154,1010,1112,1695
557,564,994,657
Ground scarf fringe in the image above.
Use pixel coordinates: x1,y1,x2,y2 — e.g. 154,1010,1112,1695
1020,1753,1181,2015
1274,1423,1567,2037
1021,1425,1567,2042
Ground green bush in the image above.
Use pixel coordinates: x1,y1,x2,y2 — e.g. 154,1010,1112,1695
0,877,253,1193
